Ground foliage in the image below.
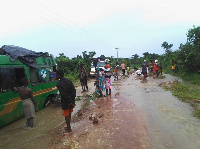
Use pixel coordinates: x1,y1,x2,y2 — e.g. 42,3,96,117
161,41,173,55
159,26,200,84
55,51,96,80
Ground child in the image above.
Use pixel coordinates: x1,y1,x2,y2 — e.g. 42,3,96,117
95,68,105,97
104,68,112,95
114,62,119,80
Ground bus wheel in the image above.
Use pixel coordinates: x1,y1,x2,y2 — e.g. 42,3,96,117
44,97,53,108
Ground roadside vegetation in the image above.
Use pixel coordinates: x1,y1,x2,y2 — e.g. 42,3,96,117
163,81,200,118
54,25,200,118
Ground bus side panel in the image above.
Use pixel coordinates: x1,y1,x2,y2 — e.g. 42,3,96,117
31,81,58,109
0,101,24,128
0,81,58,128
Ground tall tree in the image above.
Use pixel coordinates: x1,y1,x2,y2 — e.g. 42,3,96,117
161,41,173,57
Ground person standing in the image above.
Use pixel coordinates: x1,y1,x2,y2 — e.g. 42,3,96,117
121,62,126,76
104,66,112,95
141,60,148,82
126,64,131,75
56,70,76,134
154,60,159,78
114,62,119,80
14,77,39,128
79,64,88,91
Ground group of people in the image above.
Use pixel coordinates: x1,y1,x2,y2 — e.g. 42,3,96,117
17,60,162,134
95,62,112,97
113,62,127,80
15,70,76,134
141,59,162,81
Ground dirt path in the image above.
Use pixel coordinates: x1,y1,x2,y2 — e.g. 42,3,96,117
49,74,200,149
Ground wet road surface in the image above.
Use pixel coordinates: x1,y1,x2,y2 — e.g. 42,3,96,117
49,74,200,149
0,80,95,149
1,74,200,149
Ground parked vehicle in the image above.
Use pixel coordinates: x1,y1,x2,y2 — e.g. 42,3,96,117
0,45,58,128
90,55,106,77
90,63,96,77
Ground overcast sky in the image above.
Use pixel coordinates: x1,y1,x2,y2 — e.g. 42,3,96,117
0,0,199,58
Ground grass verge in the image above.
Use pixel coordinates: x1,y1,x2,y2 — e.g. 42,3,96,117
164,81,200,118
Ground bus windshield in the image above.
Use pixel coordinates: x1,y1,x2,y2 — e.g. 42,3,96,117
97,62,105,67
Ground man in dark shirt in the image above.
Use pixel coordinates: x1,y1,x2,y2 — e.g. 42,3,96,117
141,60,149,82
56,70,76,134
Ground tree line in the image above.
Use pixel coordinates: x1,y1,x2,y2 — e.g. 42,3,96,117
55,26,200,84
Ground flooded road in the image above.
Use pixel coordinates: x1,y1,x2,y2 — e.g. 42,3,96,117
0,80,95,149
124,74,200,149
1,74,200,149
49,74,200,149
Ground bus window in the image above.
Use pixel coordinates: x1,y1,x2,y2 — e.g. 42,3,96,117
0,67,25,92
0,68,14,92
50,66,57,81
14,68,26,87
30,67,39,85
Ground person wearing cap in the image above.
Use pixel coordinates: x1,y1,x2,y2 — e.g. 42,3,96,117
141,60,149,82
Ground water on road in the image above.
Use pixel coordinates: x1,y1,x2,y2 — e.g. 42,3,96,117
1,74,200,149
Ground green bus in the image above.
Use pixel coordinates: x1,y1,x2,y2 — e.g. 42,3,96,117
0,45,58,128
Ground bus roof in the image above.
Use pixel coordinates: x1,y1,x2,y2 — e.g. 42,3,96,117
0,45,56,67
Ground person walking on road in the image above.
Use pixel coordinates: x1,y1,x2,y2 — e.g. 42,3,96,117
56,70,76,134
14,77,39,128
121,62,126,76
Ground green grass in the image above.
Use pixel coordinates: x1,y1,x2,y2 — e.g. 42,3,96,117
164,69,200,85
164,81,200,118
180,73,200,85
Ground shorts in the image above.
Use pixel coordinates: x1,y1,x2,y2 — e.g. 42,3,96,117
62,108,73,116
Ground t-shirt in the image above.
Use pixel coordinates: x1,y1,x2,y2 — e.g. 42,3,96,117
154,63,159,71
141,63,148,73
121,63,126,70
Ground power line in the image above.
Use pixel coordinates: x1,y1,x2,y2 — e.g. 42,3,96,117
18,1,114,51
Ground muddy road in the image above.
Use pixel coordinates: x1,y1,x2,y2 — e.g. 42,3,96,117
49,74,200,149
0,80,95,149
1,74,200,149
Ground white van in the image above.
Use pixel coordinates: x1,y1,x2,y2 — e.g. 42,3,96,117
90,61,105,77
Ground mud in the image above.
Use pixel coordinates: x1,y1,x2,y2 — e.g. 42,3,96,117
0,80,95,149
49,92,151,149
49,73,200,149
1,73,200,149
